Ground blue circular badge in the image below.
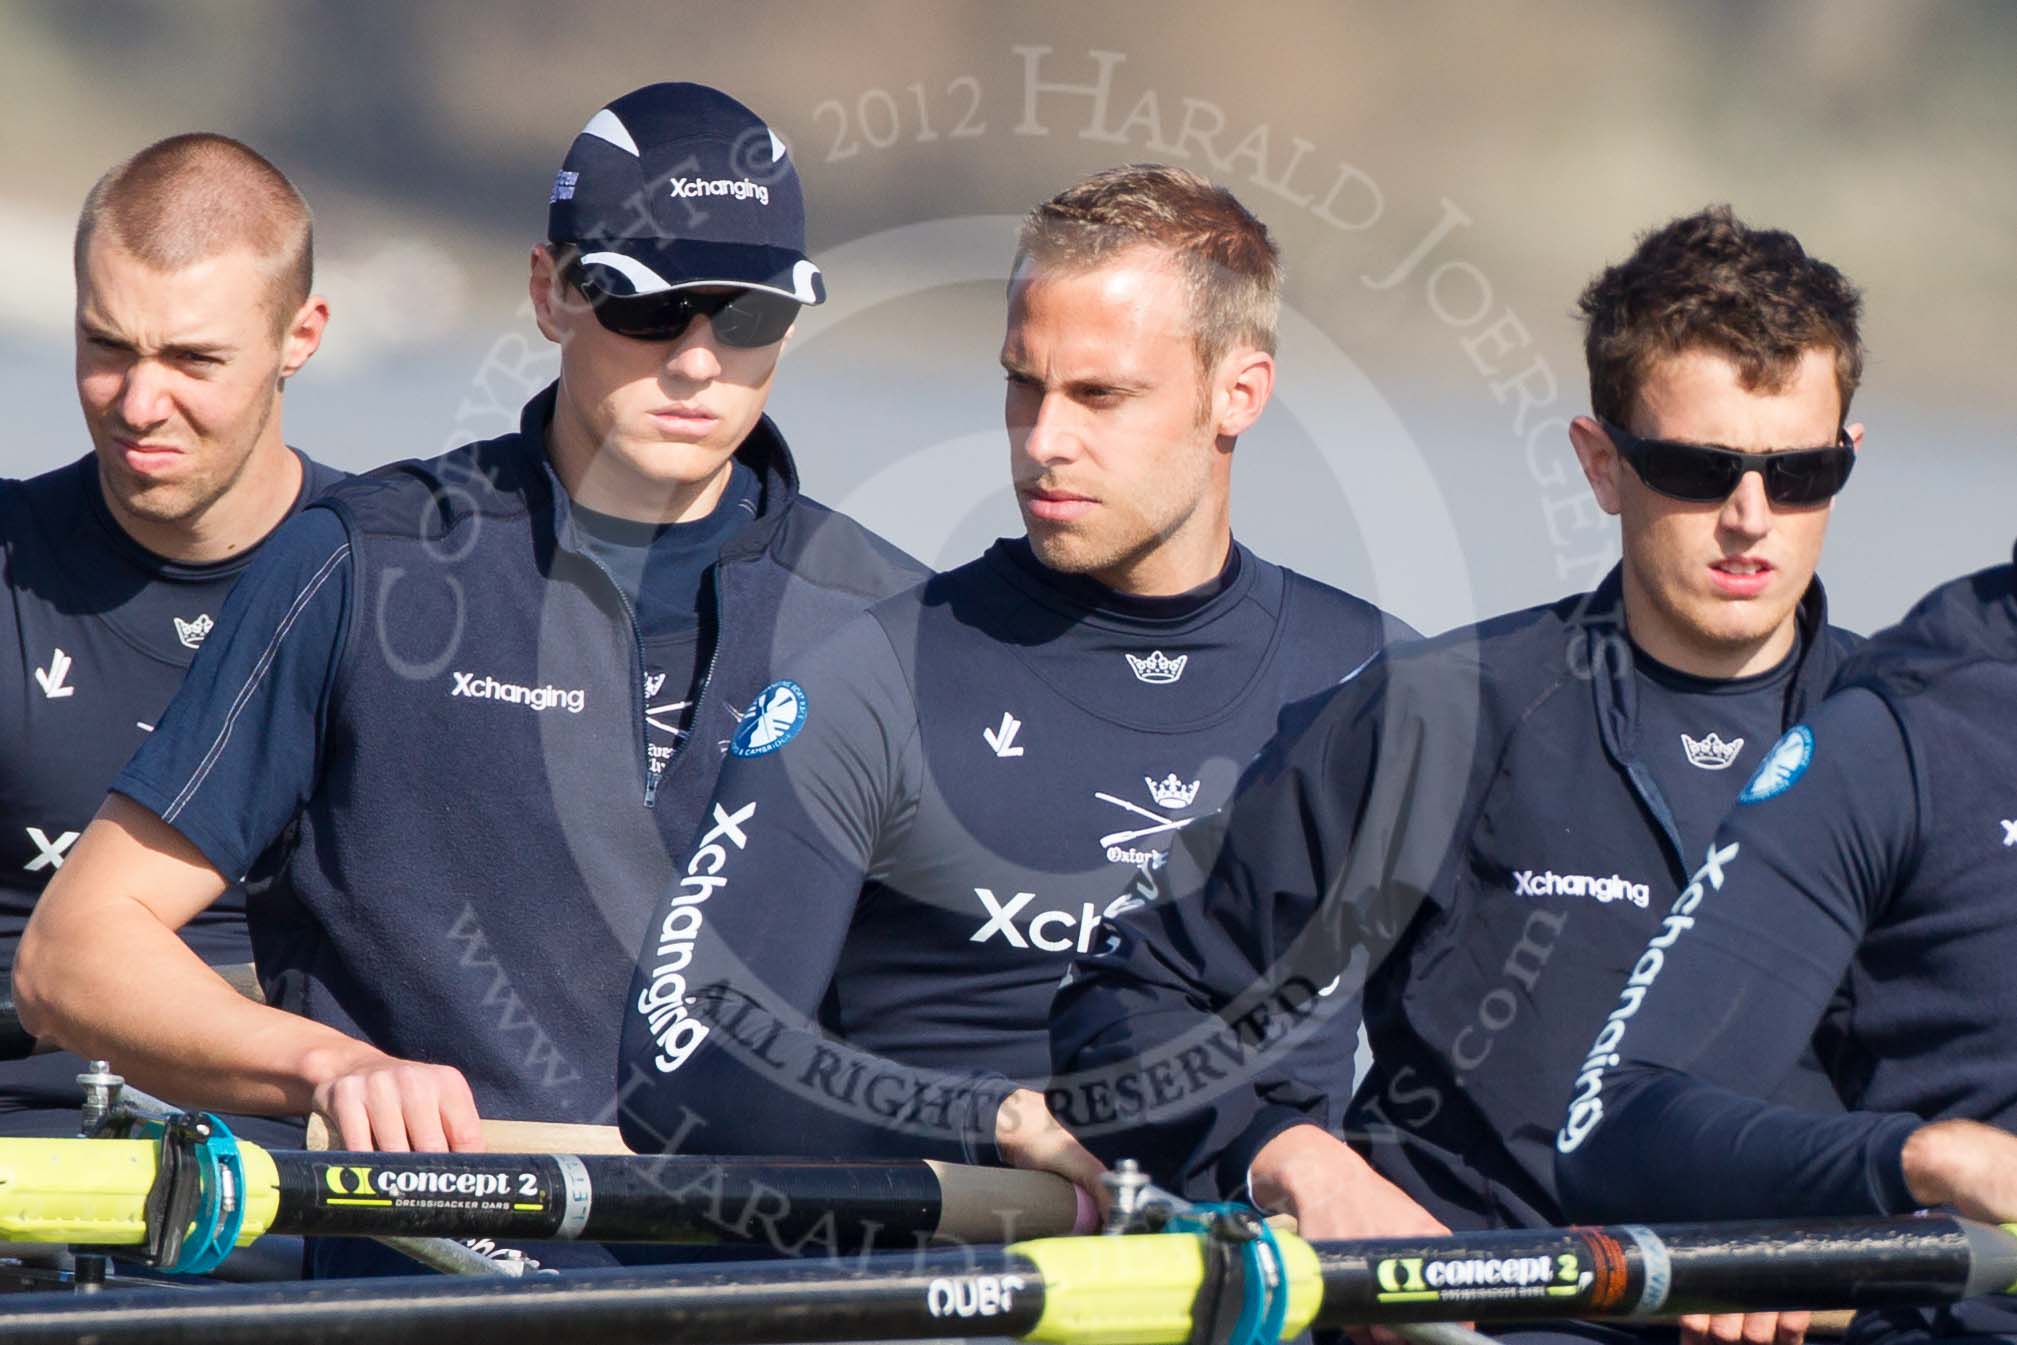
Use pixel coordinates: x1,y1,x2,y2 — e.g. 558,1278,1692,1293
730,680,807,758
1738,725,1813,804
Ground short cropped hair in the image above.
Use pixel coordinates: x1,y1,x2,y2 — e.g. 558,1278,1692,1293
75,133,314,326
1013,164,1282,374
1579,205,1864,426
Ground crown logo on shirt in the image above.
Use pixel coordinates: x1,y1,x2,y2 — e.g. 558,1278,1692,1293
1125,650,1188,684
1681,731,1744,771
173,613,214,650
1145,774,1201,810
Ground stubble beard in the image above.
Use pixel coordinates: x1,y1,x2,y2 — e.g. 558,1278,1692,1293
1696,588,1802,654
1024,469,1212,584
1024,498,1164,580
99,392,275,529
1639,565,1801,665
1022,404,1218,581
1026,519,1112,576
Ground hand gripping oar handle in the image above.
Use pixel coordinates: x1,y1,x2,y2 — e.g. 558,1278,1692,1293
303,1114,636,1154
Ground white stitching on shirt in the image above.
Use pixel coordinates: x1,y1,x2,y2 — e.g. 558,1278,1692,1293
160,542,351,823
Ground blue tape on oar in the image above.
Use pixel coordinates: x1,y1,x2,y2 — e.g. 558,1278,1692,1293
132,1112,248,1276
1167,1203,1289,1345
171,1112,247,1275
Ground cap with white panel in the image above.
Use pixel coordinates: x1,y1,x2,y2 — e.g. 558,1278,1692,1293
547,82,824,305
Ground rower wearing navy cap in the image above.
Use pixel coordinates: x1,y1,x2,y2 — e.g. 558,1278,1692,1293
16,82,926,1273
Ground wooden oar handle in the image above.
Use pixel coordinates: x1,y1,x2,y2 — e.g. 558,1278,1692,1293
925,1158,1084,1242
304,1115,635,1154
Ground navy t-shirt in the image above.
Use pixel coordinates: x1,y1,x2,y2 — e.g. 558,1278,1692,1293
619,537,1409,1161
114,460,765,885
1554,690,1925,1214
1554,558,2017,1341
571,461,760,774
1631,636,1800,856
106,389,924,1277
0,450,342,1138
1049,576,1855,1216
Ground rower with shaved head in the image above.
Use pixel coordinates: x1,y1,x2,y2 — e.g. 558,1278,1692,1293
0,133,343,1151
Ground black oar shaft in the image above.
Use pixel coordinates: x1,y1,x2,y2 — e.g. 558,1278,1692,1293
1311,1217,2017,1325
270,1151,951,1254
0,1250,1049,1345
0,1215,2007,1345
0,1138,1079,1251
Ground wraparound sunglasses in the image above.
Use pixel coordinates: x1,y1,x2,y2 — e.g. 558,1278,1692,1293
1598,418,1855,506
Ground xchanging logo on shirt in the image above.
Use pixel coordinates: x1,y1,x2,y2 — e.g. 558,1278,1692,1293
968,886,1140,955
1512,869,1651,908
639,800,756,1074
1556,839,1740,1155
450,671,586,714
23,826,79,873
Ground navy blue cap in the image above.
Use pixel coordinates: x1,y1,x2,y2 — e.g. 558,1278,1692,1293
547,83,824,305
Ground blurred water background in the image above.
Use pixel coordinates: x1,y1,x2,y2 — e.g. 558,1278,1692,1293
3,0,2011,637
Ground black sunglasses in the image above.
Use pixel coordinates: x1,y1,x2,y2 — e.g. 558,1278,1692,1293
1598,418,1855,507
565,261,800,349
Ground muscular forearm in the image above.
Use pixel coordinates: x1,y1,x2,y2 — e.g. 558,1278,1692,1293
15,800,389,1118
18,888,383,1116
